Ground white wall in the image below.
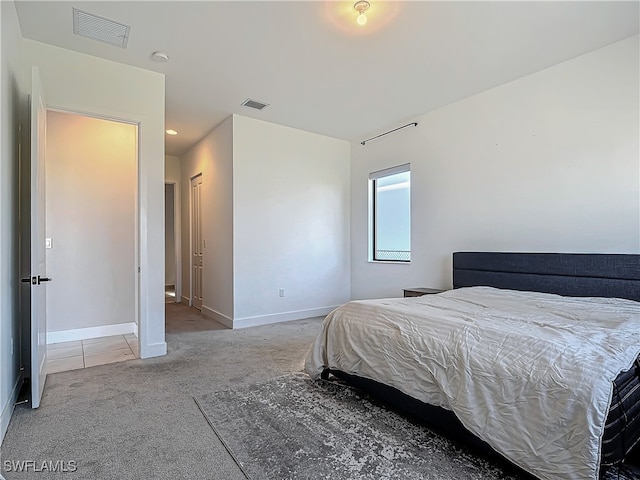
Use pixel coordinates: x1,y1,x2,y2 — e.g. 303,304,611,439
0,0,25,442
180,115,351,328
180,116,234,323
233,115,351,327
23,39,167,358
45,111,136,333
165,155,181,184
351,36,640,299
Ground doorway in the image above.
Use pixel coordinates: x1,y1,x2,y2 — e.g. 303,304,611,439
44,110,139,372
190,174,203,310
165,183,178,303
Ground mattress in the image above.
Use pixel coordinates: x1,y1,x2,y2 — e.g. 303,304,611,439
305,287,640,480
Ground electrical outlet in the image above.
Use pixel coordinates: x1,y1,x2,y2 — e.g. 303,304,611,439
279,288,285,297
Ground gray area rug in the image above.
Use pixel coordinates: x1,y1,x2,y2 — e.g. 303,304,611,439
194,373,530,480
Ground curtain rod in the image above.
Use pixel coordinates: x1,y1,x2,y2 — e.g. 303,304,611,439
360,122,418,145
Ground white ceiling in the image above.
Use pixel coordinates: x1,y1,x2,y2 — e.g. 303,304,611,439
14,1,639,156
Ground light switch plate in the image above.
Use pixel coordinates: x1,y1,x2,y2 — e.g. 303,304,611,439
45,238,53,249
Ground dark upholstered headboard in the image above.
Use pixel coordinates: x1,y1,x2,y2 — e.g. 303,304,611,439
453,252,640,302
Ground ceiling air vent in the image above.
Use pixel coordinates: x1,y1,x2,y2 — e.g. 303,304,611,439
73,8,131,49
241,99,269,111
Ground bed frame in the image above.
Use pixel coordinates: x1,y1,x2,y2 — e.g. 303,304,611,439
326,252,640,476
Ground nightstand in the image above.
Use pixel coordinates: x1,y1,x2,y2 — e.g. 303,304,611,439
403,287,445,298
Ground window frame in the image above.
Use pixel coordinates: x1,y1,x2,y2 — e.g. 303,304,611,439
368,163,411,264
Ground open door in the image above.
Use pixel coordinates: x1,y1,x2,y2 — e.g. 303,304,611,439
29,66,49,408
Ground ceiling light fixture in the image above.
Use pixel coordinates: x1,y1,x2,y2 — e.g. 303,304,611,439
354,1,370,25
166,129,178,135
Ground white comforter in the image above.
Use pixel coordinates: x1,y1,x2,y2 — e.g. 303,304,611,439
305,287,640,480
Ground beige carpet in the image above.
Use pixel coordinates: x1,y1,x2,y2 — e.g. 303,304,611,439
0,303,321,480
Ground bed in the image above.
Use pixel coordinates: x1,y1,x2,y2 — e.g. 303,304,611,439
305,252,640,480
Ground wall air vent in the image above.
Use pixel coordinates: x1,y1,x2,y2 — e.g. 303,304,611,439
73,8,131,49
241,99,269,110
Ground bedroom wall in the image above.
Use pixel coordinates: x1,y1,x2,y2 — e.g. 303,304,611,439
232,115,351,327
22,39,167,358
351,35,640,300
45,111,137,334
0,0,25,443
180,116,234,323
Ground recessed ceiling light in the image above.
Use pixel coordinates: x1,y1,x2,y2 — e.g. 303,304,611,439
166,129,178,135
151,51,169,62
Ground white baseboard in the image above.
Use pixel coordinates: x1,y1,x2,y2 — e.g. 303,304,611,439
201,305,233,329
1,376,22,444
232,306,336,329
181,295,190,305
139,341,167,359
47,322,137,344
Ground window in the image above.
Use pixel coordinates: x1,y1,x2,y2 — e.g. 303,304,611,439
369,164,411,262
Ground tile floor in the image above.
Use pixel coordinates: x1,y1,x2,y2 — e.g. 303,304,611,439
46,334,138,374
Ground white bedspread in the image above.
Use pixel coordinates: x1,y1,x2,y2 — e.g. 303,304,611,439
305,287,640,480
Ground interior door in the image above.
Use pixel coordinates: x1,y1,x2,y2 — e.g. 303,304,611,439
191,174,203,309
30,67,49,408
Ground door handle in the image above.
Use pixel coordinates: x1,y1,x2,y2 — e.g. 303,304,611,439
20,276,51,285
